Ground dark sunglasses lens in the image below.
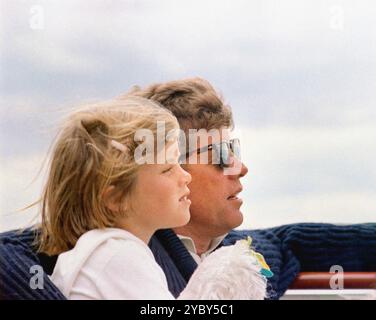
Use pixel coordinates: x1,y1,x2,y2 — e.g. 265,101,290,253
220,143,231,166
231,139,241,159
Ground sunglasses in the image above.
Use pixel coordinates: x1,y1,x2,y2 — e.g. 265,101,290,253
179,138,241,168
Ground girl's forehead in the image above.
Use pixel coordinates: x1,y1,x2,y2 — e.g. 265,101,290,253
165,141,180,163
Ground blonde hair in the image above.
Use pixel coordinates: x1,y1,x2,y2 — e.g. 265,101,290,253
37,97,179,255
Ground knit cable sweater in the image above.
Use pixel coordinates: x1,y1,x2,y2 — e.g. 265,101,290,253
1,223,375,300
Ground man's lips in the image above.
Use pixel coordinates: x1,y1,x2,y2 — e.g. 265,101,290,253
227,188,243,200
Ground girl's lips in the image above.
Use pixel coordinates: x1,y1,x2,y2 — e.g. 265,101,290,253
179,191,190,201
179,196,191,205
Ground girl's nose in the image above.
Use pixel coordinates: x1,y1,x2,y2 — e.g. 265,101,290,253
180,165,192,185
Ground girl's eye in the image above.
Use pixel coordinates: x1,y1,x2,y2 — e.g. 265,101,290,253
162,166,174,174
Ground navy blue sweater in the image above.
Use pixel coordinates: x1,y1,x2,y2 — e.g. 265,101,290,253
1,223,375,300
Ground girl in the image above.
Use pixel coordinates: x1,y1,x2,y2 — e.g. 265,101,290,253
38,97,268,299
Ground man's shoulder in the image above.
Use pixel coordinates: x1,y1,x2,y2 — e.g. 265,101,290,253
224,222,376,249
224,228,280,247
0,228,40,260
0,227,66,300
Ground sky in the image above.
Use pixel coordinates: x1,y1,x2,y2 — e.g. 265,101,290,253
0,0,375,231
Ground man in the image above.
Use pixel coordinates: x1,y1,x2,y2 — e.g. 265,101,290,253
0,78,375,299
127,79,248,259
127,78,376,298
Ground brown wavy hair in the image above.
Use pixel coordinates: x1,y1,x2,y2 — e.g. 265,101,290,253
123,77,234,135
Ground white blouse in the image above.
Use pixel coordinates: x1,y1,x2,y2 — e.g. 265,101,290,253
51,228,174,300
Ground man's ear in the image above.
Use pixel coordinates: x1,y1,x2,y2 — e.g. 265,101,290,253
102,185,124,213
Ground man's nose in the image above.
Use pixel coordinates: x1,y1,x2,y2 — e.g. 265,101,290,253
226,157,248,178
239,161,248,178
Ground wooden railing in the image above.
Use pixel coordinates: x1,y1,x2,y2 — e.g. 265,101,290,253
289,272,376,289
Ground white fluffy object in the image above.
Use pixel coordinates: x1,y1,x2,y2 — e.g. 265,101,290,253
179,239,268,300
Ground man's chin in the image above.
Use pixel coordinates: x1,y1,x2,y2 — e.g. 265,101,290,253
227,209,244,229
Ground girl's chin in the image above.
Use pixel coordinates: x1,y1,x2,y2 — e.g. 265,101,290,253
175,210,191,227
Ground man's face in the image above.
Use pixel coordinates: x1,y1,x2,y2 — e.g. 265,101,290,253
177,128,248,237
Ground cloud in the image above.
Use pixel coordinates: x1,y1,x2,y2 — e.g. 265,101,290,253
237,124,376,228
2,1,375,121
239,191,376,229
0,152,46,232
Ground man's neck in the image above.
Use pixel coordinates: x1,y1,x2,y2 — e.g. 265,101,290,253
173,225,216,256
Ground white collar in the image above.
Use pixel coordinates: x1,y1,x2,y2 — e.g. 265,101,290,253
177,233,227,263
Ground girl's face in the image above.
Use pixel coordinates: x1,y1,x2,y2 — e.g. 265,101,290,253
127,141,192,231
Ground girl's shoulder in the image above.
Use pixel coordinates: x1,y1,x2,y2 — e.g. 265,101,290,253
80,228,168,289
54,228,153,278
77,228,153,260
52,228,169,299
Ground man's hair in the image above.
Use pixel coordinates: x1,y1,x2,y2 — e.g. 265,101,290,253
123,77,234,133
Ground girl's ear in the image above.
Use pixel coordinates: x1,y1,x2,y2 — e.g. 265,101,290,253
102,185,125,213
